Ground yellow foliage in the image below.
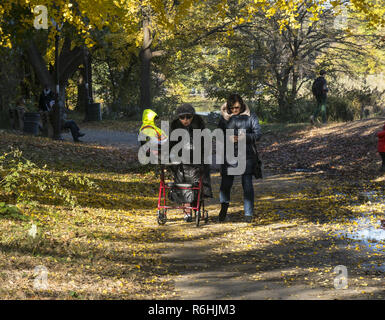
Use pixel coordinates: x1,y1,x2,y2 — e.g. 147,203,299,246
0,0,384,52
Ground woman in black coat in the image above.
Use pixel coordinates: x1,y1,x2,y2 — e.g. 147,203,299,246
169,103,213,222
217,93,262,223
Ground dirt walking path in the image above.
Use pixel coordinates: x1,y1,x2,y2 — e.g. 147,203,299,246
61,128,139,148
154,171,385,300
60,125,385,299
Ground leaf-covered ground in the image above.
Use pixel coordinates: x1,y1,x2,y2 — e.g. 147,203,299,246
260,118,384,177
1,118,385,299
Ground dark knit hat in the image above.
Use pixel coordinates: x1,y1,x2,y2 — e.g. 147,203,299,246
176,103,195,116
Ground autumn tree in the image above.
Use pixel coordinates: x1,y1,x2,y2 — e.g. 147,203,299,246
170,0,385,120
0,0,384,125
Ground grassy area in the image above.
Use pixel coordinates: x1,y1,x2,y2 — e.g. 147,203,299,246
260,122,312,135
2,119,385,299
0,131,171,299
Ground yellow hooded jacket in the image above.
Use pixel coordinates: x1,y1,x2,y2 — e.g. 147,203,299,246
139,109,168,145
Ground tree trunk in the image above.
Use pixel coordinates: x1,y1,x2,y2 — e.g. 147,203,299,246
139,51,152,111
25,39,53,87
139,18,153,111
277,73,290,121
277,90,287,121
76,67,87,112
59,83,67,108
86,49,93,104
25,36,84,138
291,67,298,99
82,48,94,121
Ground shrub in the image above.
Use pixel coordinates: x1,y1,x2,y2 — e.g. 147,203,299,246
247,98,279,123
0,148,98,207
326,96,354,122
0,202,27,221
152,94,181,117
326,85,385,121
287,97,314,123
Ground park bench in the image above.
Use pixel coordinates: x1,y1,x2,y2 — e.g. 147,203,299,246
9,107,25,131
9,107,69,138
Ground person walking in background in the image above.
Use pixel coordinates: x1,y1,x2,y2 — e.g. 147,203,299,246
377,123,385,172
217,93,262,223
311,70,329,124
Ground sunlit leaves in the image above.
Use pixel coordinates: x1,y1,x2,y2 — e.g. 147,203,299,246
0,147,98,207
0,0,383,52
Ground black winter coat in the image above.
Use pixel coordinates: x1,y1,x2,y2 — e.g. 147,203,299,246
218,104,262,178
312,76,328,102
169,115,213,199
39,91,56,112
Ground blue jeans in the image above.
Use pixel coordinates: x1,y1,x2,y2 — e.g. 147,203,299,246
219,174,254,216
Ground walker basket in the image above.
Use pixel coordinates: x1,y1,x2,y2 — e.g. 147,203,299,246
167,182,197,204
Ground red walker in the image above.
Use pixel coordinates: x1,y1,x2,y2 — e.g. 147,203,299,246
157,163,208,227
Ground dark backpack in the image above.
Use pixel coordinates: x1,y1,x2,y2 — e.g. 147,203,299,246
312,77,325,98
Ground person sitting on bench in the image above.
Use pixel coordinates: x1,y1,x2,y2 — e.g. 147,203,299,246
61,111,85,142
39,86,85,142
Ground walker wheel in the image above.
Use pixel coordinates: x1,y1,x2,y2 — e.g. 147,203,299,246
196,210,201,227
157,209,167,225
204,210,209,224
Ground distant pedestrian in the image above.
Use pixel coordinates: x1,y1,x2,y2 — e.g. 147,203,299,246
311,70,329,124
377,123,385,172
